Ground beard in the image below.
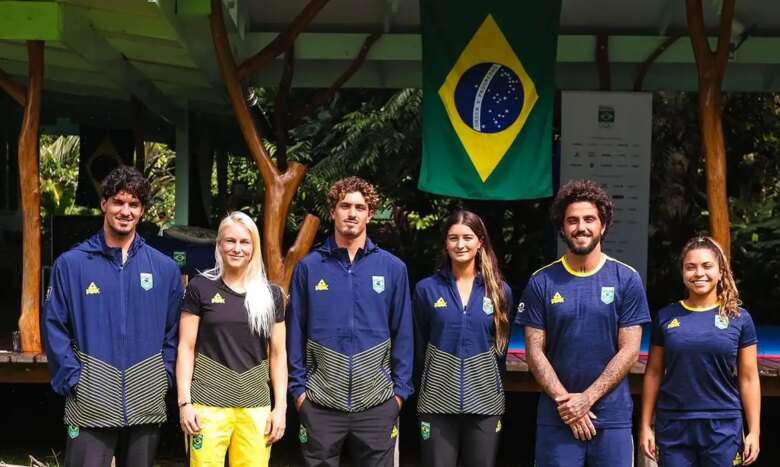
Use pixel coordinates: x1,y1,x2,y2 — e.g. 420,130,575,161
563,231,601,255
106,218,136,237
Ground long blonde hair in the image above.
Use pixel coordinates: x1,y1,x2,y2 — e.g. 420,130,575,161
201,212,276,336
680,236,741,319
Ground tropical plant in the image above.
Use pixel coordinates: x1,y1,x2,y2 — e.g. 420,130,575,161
38,136,177,228
39,135,96,217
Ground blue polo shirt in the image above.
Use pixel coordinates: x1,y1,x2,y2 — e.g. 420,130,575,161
651,302,757,420
517,255,650,428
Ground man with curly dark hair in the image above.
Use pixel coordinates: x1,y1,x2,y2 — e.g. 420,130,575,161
44,166,182,467
549,179,613,252
288,176,413,467
517,179,650,467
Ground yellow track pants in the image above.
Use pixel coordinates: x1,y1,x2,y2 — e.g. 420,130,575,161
189,404,271,467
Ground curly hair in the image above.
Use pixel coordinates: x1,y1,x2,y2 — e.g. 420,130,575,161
550,179,614,234
680,236,742,319
326,177,380,213
101,165,151,207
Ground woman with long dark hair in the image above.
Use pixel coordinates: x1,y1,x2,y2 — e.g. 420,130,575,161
640,236,761,466
413,210,513,467
176,212,287,466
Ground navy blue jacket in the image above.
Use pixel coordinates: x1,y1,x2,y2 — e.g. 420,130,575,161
287,236,414,412
413,270,513,415
43,231,182,427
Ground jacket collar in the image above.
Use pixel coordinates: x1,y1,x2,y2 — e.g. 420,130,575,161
317,235,378,258
436,266,484,286
317,235,379,262
77,229,145,263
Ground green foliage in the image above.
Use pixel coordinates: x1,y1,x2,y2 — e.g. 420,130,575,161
39,135,97,217
38,137,176,227
648,92,780,324
141,142,177,228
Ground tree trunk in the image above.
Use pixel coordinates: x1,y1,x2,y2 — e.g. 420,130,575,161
17,41,44,353
697,78,730,255
209,0,319,291
686,0,734,257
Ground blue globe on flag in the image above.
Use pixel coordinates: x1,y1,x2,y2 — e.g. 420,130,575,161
454,62,523,134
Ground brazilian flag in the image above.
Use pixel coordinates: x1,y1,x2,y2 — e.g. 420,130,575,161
419,1,561,200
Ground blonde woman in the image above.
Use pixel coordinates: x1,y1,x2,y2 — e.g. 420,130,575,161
176,212,286,466
640,236,761,466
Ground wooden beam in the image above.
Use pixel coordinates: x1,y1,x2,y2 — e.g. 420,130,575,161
0,362,50,384
0,65,25,106
236,0,331,81
59,5,184,125
177,0,211,16
17,41,44,354
0,2,61,41
686,0,734,257
155,0,226,101
239,33,780,65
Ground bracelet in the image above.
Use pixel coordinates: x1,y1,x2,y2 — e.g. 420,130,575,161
178,401,191,408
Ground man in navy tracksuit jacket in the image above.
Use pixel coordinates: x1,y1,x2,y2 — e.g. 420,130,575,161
287,177,413,467
44,166,182,467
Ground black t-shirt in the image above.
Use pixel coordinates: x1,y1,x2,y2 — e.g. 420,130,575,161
182,275,284,407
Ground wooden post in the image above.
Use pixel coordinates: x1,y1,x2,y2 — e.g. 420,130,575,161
209,0,319,290
686,0,734,257
17,41,44,353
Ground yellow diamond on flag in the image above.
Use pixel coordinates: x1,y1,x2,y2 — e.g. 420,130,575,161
438,14,538,182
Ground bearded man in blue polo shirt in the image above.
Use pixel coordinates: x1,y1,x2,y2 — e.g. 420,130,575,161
517,179,650,467
287,176,413,467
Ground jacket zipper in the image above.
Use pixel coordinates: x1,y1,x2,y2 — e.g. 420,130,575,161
450,277,482,413
119,255,129,425
346,259,354,411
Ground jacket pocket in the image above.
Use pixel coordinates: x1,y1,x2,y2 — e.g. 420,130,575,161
305,339,350,411
416,344,461,414
64,352,123,427
125,352,168,425
462,350,504,415
350,339,394,412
